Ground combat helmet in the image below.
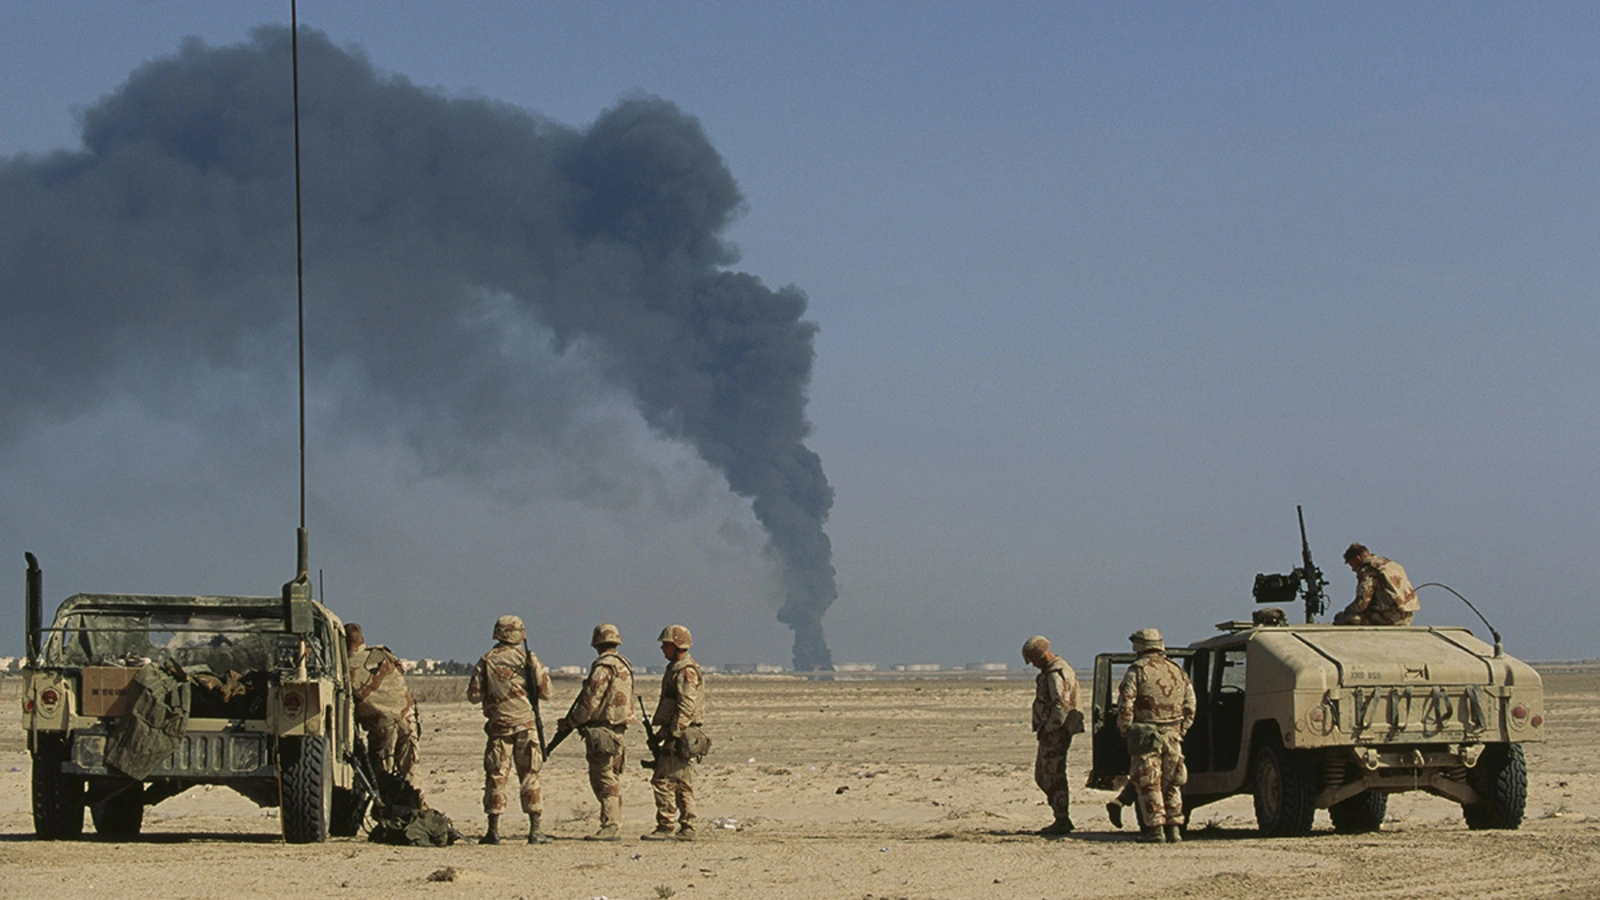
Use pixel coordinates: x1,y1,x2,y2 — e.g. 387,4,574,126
1021,635,1051,663
345,622,365,653
494,615,526,643
657,624,693,649
591,622,622,649
1129,628,1164,652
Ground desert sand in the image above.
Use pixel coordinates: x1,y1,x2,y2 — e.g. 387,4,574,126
2,668,1597,899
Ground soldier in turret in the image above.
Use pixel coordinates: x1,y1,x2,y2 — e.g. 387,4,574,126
1116,628,1196,843
345,623,418,782
466,615,553,845
1023,634,1082,836
1334,543,1420,626
642,624,705,841
557,622,636,842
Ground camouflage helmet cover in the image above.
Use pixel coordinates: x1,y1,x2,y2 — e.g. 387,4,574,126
657,624,692,649
493,615,525,642
1021,635,1051,662
591,622,622,649
1129,627,1164,651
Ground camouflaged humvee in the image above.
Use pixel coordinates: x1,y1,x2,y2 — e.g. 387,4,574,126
1088,620,1545,836
19,554,365,842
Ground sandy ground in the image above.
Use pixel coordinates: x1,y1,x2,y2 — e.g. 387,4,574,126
2,669,1598,900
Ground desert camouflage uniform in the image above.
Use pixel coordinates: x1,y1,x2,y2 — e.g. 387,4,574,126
651,652,705,831
349,643,418,780
1032,655,1081,825
1117,652,1196,829
1338,556,1419,626
467,642,553,815
563,649,636,831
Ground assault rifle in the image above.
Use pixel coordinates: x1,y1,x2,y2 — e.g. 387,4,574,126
1252,505,1330,624
523,637,548,756
638,696,662,770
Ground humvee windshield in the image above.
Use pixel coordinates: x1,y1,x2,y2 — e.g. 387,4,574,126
45,608,283,673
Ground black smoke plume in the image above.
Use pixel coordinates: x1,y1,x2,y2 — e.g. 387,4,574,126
0,28,838,670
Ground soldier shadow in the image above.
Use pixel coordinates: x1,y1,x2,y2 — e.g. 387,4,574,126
970,825,1256,843
0,831,306,844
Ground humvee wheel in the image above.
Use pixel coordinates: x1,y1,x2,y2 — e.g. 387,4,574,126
280,734,332,843
31,734,84,839
1329,790,1387,834
1251,739,1315,837
1464,743,1527,830
90,782,145,836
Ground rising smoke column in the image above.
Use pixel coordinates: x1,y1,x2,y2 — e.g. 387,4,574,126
0,28,838,669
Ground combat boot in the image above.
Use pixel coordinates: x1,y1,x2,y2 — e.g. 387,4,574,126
1038,818,1075,837
527,813,553,844
1138,825,1165,843
676,824,697,841
1106,801,1123,829
640,825,676,841
480,813,501,845
583,824,621,842
1164,823,1183,843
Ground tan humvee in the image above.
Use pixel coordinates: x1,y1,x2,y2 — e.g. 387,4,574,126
19,555,363,842
1089,621,1544,836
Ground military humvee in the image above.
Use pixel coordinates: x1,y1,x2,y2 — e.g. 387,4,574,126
1088,621,1545,836
19,553,365,842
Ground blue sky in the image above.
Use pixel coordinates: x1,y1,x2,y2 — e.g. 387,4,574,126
2,2,1595,668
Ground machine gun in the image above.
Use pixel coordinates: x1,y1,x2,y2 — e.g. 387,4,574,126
638,696,662,770
1252,505,1330,624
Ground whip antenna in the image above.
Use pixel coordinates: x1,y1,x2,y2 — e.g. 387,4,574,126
282,0,313,630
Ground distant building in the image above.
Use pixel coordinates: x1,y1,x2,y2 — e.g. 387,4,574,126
553,665,586,676
721,663,786,674
833,662,878,673
893,663,941,673
965,662,1008,672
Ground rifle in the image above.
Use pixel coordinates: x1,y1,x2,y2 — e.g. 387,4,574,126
522,637,548,756
545,725,573,755
638,696,662,770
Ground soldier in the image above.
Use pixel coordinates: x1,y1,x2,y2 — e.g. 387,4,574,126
642,624,705,841
556,622,636,842
466,615,554,845
345,623,419,782
1116,628,1196,843
1022,635,1082,836
1333,543,1420,626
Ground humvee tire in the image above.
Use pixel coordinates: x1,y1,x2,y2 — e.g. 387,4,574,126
1464,743,1527,830
31,734,84,839
1251,739,1315,837
90,781,145,836
1329,790,1387,834
280,734,332,843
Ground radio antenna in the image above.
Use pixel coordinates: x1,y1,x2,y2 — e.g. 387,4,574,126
282,0,313,631
291,0,308,578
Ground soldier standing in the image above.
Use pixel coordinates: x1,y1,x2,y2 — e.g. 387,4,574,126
345,623,419,782
556,622,636,842
1333,543,1420,625
642,624,705,841
466,615,554,845
1022,635,1082,836
1116,628,1196,843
